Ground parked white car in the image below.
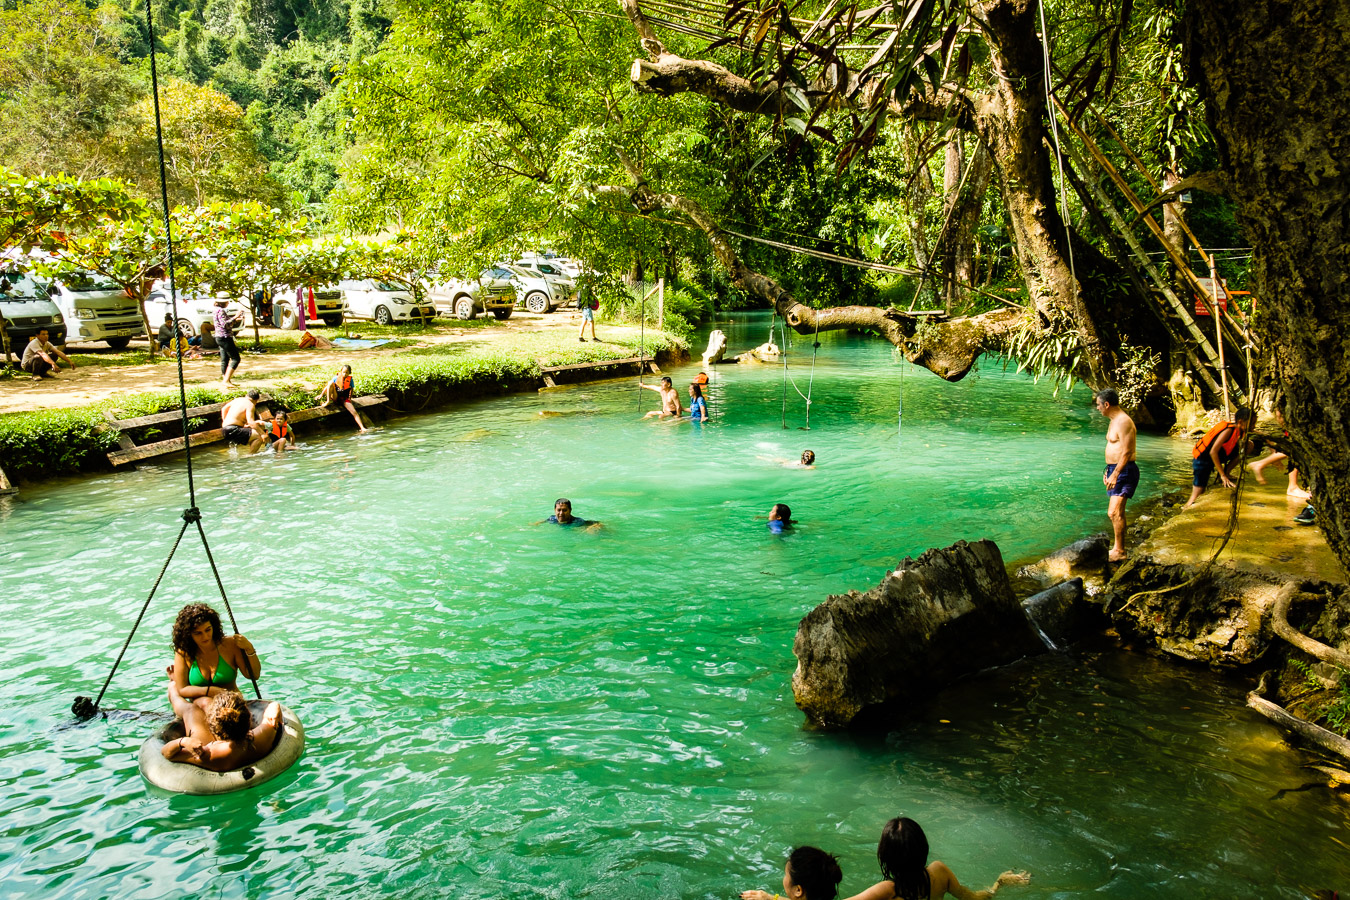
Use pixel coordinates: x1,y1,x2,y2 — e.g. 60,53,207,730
513,259,577,307
495,263,567,314
143,289,253,349
338,279,435,325
430,268,518,320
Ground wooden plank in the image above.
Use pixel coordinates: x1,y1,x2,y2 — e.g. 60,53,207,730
647,361,662,375
542,374,557,388
109,429,227,466
279,394,388,426
109,394,272,431
101,413,137,452
541,356,653,374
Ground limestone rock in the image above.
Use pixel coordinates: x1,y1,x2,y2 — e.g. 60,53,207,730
1023,578,1097,648
701,329,727,366
791,539,1044,729
1016,534,1110,591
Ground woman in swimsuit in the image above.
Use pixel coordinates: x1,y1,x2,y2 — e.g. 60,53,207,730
742,846,844,900
843,818,1029,900
168,603,262,712
689,382,709,421
161,687,282,772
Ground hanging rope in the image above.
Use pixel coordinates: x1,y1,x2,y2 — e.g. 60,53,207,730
1038,2,1079,296
637,288,645,413
777,314,789,429
897,351,905,438
72,0,260,719
801,318,821,429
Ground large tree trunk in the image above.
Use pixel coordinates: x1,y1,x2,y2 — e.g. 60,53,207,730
1183,0,1350,571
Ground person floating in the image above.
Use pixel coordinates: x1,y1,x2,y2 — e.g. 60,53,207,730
768,503,793,534
1185,407,1256,508
266,410,296,452
20,326,75,380
641,376,683,419
689,381,709,421
1095,389,1138,562
540,498,601,531
212,297,244,389
845,817,1029,900
161,688,282,772
317,364,369,432
167,602,262,712
577,274,599,342
742,846,844,900
800,450,816,467
220,388,268,453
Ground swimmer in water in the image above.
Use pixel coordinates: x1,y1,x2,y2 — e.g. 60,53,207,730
800,450,815,467
536,498,602,531
640,376,683,419
842,817,1029,900
742,846,844,900
689,382,708,421
162,688,282,772
768,502,793,534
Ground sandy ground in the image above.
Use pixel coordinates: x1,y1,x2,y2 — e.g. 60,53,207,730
0,309,590,415
1136,473,1347,583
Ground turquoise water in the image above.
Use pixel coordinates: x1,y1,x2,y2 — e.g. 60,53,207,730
2,313,1347,899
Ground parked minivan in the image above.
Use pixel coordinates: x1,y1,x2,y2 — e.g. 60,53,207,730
47,271,145,349
0,272,66,353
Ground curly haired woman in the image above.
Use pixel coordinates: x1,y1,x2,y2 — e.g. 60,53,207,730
167,603,262,712
161,688,282,771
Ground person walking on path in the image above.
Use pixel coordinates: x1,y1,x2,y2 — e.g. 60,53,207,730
213,298,243,389
317,364,368,432
1185,407,1255,508
577,274,599,342
1096,389,1138,561
20,327,74,379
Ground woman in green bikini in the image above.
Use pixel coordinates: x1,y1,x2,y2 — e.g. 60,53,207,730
167,603,262,711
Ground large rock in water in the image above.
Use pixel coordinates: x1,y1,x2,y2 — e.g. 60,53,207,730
791,539,1044,729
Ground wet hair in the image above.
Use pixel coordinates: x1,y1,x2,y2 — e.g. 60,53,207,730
554,498,571,509
340,364,352,375
877,818,931,900
770,503,792,521
788,846,843,900
1095,388,1120,407
205,690,251,744
801,450,815,465
172,603,222,661
661,376,672,387
246,389,261,401
276,410,288,420
691,383,704,400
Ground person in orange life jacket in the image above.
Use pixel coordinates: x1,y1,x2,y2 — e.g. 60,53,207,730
1185,407,1256,508
265,410,296,452
316,364,368,432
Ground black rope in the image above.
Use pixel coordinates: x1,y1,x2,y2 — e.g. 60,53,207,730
194,518,261,699
72,516,190,719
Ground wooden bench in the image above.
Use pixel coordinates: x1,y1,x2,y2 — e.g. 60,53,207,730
104,393,387,467
539,356,660,388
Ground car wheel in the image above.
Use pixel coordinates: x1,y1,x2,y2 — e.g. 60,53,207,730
454,297,476,320
374,305,393,326
492,307,513,320
524,292,550,314
105,337,132,350
176,318,196,339
321,314,343,327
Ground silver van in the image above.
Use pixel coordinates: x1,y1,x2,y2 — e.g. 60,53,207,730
48,271,145,349
0,273,66,356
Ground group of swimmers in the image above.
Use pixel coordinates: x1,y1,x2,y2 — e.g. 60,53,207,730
640,373,710,420
741,818,1029,900
218,365,369,454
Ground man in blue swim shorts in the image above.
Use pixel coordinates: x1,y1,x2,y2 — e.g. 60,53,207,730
1096,389,1138,562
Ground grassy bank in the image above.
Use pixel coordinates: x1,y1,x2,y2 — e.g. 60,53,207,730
0,329,686,484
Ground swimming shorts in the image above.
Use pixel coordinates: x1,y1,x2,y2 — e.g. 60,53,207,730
265,432,282,444
582,306,594,321
224,424,252,445
1105,461,1139,498
1192,455,1216,487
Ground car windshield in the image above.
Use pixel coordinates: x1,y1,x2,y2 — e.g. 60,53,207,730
64,272,123,292
373,281,404,292
0,273,43,299
536,264,561,275
483,268,513,280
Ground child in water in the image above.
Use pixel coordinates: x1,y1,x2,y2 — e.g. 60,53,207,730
768,503,793,534
742,846,843,900
846,817,1029,900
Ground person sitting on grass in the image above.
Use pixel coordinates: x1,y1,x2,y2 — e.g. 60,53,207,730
742,846,844,900
844,817,1029,900
161,687,282,772
20,327,75,380
156,314,177,356
317,364,368,432
266,410,296,452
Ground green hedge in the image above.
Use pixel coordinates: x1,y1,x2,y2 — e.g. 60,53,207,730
0,330,687,484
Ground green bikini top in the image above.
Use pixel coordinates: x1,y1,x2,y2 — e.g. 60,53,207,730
188,652,237,688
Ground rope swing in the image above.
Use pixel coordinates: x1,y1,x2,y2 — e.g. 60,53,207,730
777,315,821,430
72,0,260,720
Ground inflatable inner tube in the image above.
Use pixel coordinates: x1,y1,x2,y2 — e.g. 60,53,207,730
138,700,304,795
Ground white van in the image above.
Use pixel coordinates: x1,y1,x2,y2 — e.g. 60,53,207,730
48,272,145,349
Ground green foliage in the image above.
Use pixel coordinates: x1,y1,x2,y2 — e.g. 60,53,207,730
1004,317,1086,397
1113,342,1162,410
1291,659,1350,737
0,407,116,480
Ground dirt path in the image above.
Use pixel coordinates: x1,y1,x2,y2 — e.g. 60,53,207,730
0,310,587,415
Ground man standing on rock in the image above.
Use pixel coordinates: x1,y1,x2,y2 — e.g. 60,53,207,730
1096,389,1138,562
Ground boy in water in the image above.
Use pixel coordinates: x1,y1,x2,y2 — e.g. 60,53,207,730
265,410,296,453
640,376,683,418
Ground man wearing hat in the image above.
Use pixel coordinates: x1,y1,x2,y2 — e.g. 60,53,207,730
212,298,244,388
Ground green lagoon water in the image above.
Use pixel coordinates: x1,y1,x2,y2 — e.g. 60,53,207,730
2,313,1347,898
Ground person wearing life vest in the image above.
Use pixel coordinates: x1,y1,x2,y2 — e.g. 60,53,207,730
265,410,296,452
1185,407,1255,508
316,364,369,433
